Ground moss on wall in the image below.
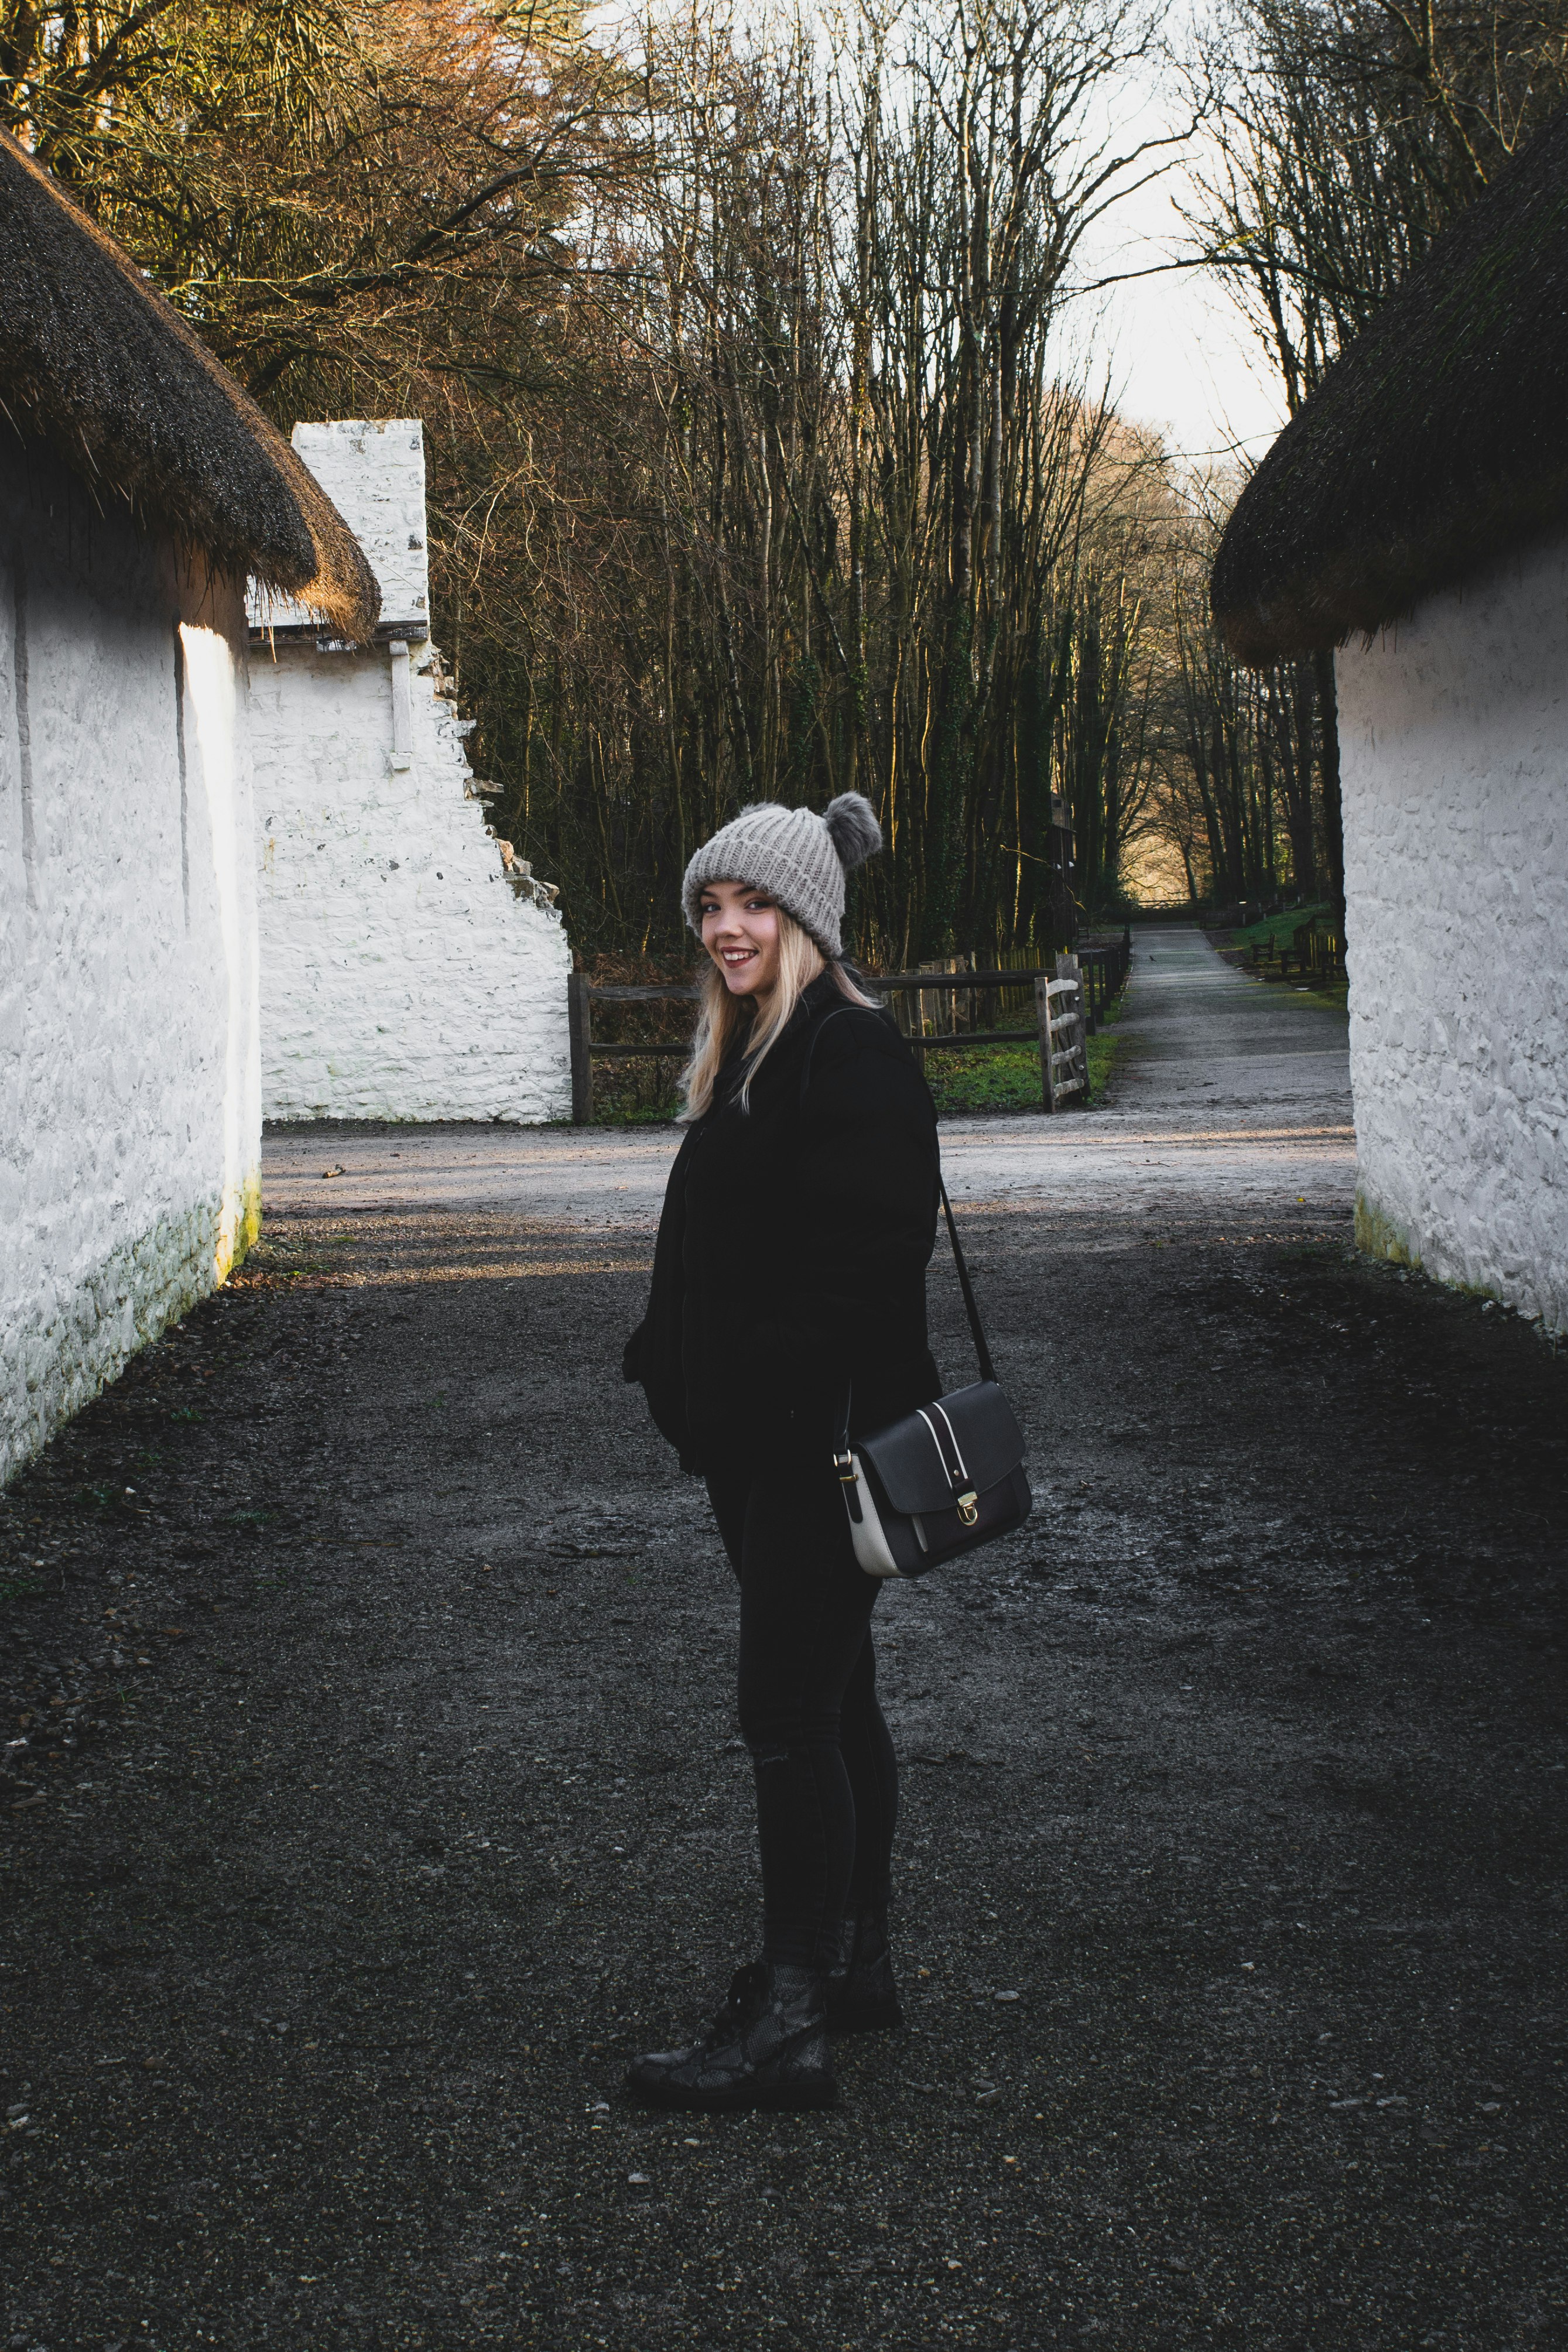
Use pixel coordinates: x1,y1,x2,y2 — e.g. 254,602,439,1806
4,1166,262,1488
1354,1189,1420,1269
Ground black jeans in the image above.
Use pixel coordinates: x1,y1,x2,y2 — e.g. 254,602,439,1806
706,1454,899,1971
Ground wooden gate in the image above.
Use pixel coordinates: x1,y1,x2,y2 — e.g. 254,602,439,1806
567,961,1095,1122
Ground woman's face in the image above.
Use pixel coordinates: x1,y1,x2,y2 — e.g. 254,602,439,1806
699,878,782,998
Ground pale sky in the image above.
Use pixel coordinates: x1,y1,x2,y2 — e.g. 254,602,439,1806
1077,178,1289,465
1066,68,1290,466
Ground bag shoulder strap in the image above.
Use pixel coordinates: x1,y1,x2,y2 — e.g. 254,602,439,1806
802,999,997,1391
938,1173,996,1386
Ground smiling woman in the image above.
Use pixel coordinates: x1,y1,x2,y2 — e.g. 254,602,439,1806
621,795,942,2113
678,797,884,1121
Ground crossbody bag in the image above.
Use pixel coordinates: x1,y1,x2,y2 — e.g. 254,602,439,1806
797,998,1031,1580
833,1172,1032,1579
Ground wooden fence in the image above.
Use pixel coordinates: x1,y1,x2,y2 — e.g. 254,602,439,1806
1077,930,1134,1031
566,930,1132,1124
1245,915,1346,985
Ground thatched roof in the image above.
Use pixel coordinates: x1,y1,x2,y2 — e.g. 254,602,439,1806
1212,104,1568,666
0,131,378,642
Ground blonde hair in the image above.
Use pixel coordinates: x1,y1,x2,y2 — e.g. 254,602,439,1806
679,906,879,1121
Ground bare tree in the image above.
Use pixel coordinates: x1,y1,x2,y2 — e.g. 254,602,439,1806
10,0,1197,958
1180,0,1568,913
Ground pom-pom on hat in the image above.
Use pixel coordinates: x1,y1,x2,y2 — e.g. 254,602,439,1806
681,793,882,958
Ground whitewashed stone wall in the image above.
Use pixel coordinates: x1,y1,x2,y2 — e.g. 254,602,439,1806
1337,536,1568,1333
251,419,430,636
1,431,259,1486
249,422,570,1123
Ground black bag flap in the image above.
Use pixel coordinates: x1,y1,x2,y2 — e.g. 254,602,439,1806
857,1381,1025,1515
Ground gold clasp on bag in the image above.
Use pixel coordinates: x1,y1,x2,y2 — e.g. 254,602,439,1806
956,1490,979,1528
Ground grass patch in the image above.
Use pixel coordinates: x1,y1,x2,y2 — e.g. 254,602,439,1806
0,1572,42,1604
925,997,1126,1114
1271,977,1348,1014
1087,1020,1127,1103
924,1044,1042,1115
1221,899,1334,950
584,1052,684,1125
1215,901,1348,1014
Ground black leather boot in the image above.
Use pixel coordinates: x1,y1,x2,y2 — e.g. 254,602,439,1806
827,1909,903,2035
625,1962,836,2112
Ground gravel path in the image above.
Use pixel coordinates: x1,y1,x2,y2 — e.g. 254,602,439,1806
258,925,1356,1231
3,929,1564,2352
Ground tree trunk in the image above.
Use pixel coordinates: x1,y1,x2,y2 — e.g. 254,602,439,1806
1313,646,1345,920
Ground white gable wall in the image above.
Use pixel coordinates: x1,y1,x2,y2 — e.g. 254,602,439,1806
249,422,570,1123
251,419,430,634
1337,536,1568,1333
1,432,259,1485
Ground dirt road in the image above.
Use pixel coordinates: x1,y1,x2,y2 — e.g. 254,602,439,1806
2,928,1564,2351
258,925,1356,1231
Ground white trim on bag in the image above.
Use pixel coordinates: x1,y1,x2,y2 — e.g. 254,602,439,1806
916,1408,958,1487
844,1452,905,1579
929,1400,970,1483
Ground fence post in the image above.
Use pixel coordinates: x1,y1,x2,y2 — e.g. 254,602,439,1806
1057,951,1088,1110
567,970,593,1125
1035,975,1055,1112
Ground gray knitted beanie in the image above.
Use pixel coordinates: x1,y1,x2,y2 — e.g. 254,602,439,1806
682,793,882,958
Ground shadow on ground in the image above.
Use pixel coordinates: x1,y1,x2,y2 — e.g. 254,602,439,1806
2,1182,1565,2350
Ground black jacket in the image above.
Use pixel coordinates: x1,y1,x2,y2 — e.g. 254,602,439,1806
623,971,942,1473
